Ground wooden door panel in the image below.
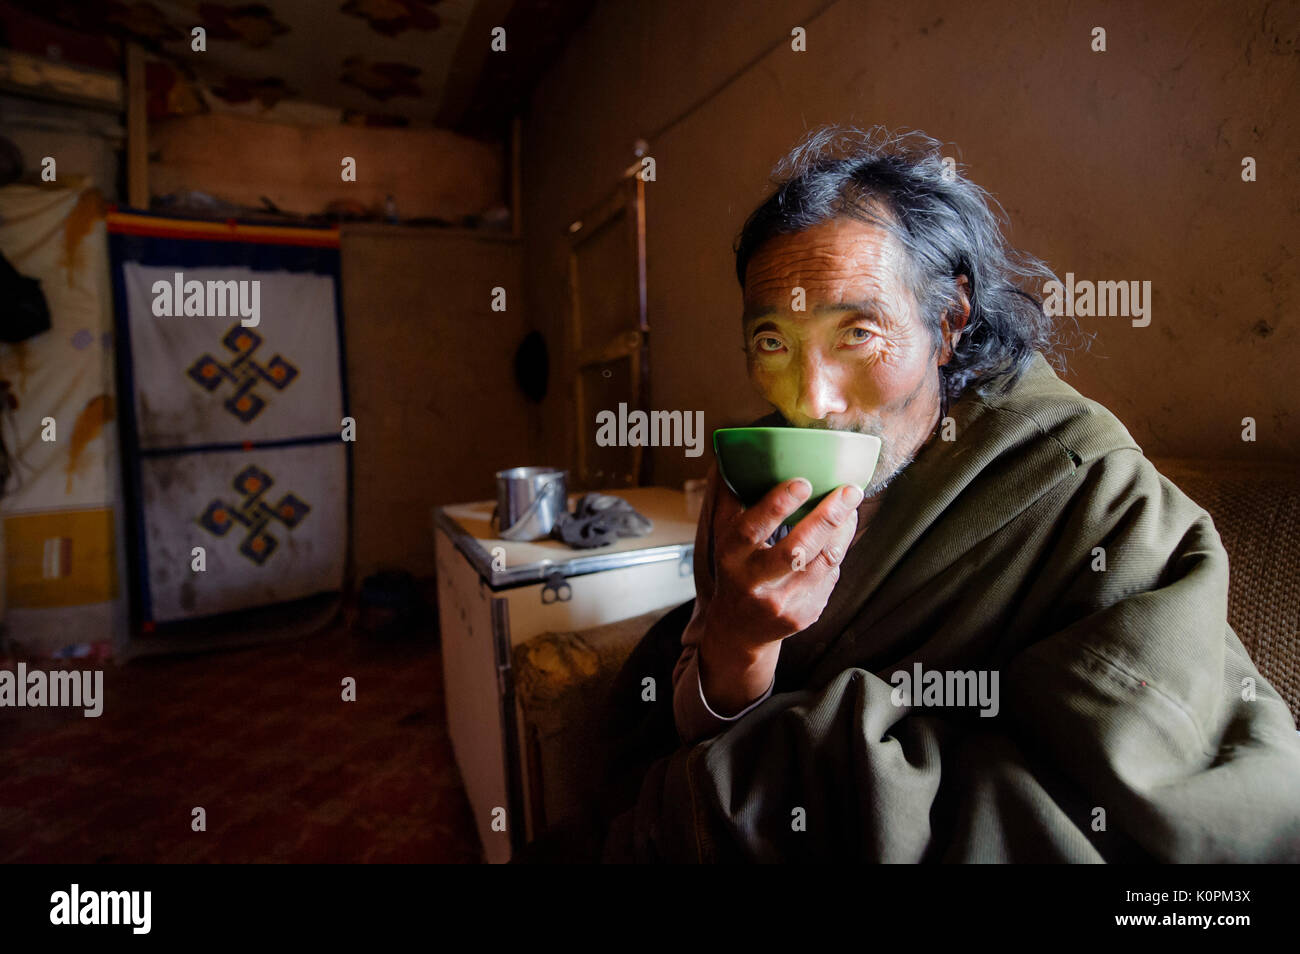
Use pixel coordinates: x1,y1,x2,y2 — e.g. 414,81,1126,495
566,174,649,490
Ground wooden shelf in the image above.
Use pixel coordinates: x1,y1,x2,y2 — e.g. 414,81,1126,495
340,222,520,243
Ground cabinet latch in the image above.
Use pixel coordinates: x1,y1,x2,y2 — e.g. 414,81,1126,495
541,568,572,604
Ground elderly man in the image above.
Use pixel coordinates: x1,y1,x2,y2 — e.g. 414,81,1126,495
568,126,1300,864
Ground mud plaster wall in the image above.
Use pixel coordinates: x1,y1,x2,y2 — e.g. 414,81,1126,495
341,227,538,579
523,0,1299,493
150,113,505,220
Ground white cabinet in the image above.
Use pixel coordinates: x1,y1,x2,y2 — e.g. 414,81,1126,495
432,487,697,863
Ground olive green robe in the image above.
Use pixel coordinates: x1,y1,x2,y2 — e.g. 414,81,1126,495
624,351,1300,862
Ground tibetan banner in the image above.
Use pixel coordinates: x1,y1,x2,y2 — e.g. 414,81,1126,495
107,212,348,629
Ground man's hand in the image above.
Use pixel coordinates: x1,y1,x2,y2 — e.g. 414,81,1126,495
691,472,863,716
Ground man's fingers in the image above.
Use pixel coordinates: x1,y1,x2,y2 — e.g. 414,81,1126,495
773,484,864,571
730,478,813,548
814,509,858,571
777,512,856,623
693,463,721,603
711,470,745,542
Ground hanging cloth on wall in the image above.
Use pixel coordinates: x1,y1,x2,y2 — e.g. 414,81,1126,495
0,250,52,343
107,211,349,632
0,181,124,658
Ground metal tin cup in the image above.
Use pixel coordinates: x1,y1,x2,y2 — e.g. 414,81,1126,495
492,467,568,542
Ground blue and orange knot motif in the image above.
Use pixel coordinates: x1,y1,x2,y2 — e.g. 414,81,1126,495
197,465,310,565
187,324,299,423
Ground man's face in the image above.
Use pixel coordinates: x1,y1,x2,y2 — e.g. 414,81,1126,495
742,216,955,497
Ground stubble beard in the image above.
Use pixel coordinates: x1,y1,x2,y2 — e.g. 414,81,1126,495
800,373,947,499
800,412,919,499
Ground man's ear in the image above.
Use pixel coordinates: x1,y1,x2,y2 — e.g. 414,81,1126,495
938,275,972,366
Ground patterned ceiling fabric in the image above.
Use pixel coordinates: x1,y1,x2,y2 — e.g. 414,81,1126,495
209,74,297,108
340,56,422,101
197,2,290,48
17,0,478,123
9,0,598,135
61,1,187,43
341,0,445,37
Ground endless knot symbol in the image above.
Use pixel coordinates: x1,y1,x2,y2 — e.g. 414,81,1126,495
187,324,299,423
197,464,310,566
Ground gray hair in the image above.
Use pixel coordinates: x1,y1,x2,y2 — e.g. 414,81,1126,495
734,125,1083,403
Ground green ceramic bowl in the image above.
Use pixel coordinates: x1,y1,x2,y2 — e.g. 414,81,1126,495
713,427,882,527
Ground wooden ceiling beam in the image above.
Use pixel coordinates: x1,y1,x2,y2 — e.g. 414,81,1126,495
0,48,122,111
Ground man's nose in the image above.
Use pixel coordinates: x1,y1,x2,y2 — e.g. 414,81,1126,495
795,357,847,422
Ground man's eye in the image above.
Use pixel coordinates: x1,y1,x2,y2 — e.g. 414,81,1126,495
842,328,873,346
755,336,785,353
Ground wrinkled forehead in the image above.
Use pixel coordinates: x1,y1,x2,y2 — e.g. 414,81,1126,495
741,216,913,314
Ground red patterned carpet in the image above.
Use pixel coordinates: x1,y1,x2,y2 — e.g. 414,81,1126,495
0,618,483,863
